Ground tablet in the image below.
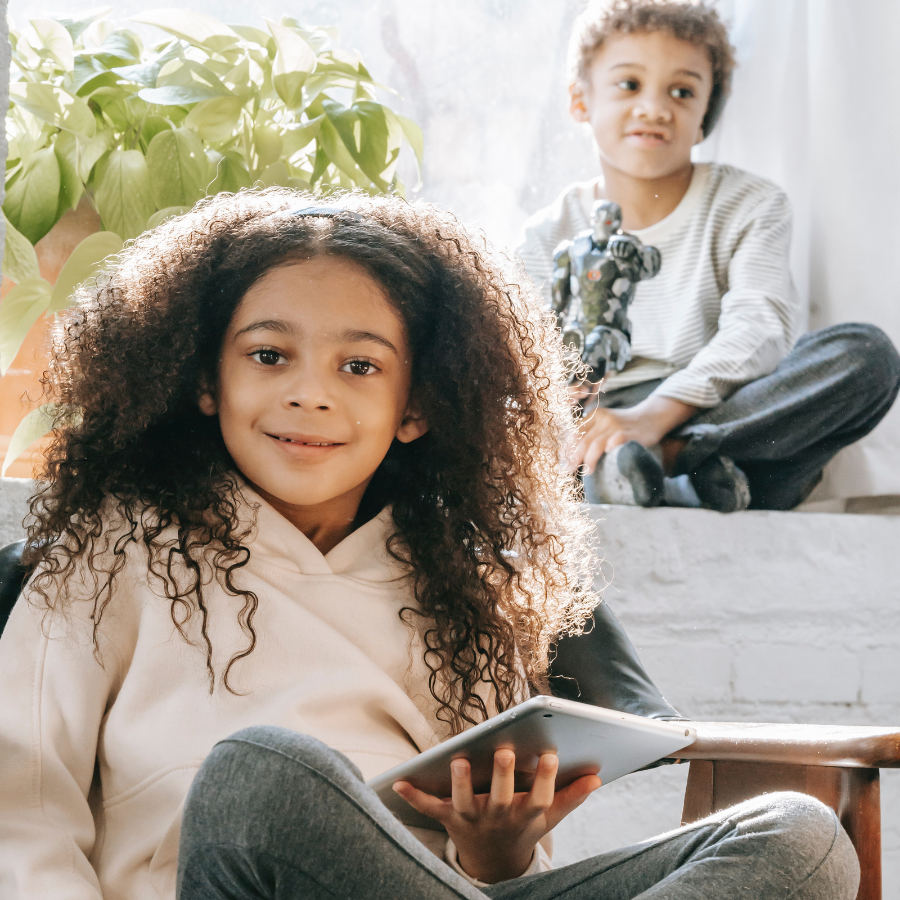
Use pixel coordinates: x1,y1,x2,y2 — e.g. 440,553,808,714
367,696,696,829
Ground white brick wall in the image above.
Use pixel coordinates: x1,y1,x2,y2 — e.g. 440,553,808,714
1,481,898,894
554,504,900,899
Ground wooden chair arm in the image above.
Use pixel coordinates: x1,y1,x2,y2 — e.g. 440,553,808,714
672,721,900,769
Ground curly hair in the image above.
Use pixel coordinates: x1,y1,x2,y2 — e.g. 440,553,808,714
569,0,737,136
24,188,600,734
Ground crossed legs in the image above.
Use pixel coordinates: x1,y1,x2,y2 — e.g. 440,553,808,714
178,726,859,900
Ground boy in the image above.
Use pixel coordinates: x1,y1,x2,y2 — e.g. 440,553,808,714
518,0,900,511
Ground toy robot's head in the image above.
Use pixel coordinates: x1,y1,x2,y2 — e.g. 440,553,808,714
591,200,622,240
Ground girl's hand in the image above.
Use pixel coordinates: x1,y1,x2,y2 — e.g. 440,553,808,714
392,749,601,884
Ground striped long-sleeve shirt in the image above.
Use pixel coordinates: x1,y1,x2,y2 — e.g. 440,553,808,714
516,163,801,408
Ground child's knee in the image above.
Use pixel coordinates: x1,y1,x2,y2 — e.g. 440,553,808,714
858,323,900,392
187,727,364,822
735,792,859,898
775,793,860,900
809,322,900,387
225,725,362,778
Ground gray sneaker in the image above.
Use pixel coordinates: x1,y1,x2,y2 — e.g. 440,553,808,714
583,441,665,507
690,455,751,512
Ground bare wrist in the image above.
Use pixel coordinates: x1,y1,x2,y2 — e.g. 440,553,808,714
456,845,535,884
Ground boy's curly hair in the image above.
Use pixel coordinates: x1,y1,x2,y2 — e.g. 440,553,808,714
24,188,599,734
569,0,737,136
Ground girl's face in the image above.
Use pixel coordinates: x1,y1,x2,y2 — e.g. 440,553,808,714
199,257,427,526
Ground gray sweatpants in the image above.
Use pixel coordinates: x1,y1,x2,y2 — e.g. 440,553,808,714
177,726,860,900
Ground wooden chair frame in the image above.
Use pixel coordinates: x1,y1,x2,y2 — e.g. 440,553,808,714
676,723,900,900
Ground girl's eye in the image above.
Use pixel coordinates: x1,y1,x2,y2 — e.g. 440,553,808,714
250,349,286,366
340,359,378,376
616,78,640,92
670,86,694,99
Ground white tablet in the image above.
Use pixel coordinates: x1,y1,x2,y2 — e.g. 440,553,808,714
368,696,696,829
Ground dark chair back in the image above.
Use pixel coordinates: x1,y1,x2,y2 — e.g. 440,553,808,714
0,539,27,636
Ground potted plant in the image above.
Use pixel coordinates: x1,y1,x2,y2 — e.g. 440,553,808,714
2,9,424,476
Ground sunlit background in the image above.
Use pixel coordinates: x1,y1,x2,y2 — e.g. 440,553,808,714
6,0,900,504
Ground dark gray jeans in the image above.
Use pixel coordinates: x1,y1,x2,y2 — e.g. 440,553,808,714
177,726,860,900
591,322,900,509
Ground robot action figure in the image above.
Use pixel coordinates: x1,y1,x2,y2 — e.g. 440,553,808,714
551,200,661,382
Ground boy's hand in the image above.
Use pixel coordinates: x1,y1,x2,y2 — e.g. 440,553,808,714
571,396,699,474
393,749,601,884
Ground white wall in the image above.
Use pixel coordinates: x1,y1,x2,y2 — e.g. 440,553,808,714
555,504,900,899
1,480,898,895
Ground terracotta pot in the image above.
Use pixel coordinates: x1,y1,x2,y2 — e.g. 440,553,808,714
0,200,101,478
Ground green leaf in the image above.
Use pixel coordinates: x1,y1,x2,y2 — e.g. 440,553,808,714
93,149,156,241
75,70,122,98
282,115,324,157
131,9,241,53
208,150,252,194
3,148,62,245
185,96,243,142
317,52,377,84
140,59,235,105
8,83,96,138
333,100,399,189
93,30,142,67
147,206,190,229
138,85,211,105
257,161,291,188
310,144,331,186
50,232,124,314
146,127,210,208
2,213,41,285
253,124,283,170
229,24,273,51
2,404,57,476
267,20,316,109
88,86,134,131
111,41,184,88
57,11,107,43
77,132,113,182
279,18,332,53
220,57,256,102
321,101,388,189
30,18,75,71
139,115,173,152
0,278,52,375
397,113,424,189
54,130,84,212
73,55,109,93
316,115,366,186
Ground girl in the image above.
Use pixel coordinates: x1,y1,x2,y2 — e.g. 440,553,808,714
0,190,857,899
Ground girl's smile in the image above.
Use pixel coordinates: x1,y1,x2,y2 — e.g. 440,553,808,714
199,256,428,549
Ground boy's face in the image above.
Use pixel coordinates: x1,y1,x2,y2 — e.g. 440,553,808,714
200,257,427,525
570,30,714,181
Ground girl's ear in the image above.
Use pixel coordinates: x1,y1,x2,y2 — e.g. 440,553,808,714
197,378,218,417
396,400,428,444
569,82,589,122
198,392,217,416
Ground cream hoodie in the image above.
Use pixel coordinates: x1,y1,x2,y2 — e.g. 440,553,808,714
0,487,547,898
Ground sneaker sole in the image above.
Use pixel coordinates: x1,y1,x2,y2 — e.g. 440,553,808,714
616,441,665,507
